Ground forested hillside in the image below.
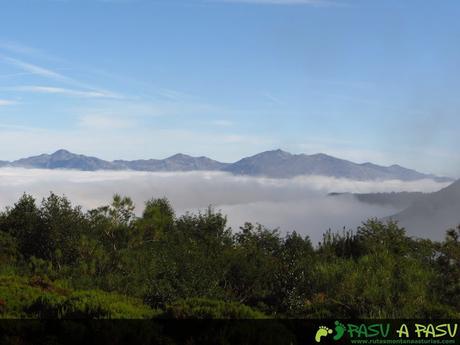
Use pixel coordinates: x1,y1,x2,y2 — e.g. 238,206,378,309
0,193,459,319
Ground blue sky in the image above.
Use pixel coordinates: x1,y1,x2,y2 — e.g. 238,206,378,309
0,0,459,177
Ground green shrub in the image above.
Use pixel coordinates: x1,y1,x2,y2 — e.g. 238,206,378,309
160,297,266,319
0,274,157,319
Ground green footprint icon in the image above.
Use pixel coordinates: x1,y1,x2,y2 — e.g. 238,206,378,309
333,321,346,341
315,326,333,343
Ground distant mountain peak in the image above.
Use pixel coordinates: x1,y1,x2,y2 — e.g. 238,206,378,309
167,153,193,160
52,149,72,155
361,162,376,167
223,150,453,182
309,153,336,160
256,149,292,158
51,149,76,159
3,149,453,182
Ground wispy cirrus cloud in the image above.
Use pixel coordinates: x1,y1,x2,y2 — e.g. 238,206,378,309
0,41,217,111
5,86,118,99
0,54,122,99
1,56,69,82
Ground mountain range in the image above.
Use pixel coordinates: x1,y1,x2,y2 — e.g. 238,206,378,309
0,149,452,182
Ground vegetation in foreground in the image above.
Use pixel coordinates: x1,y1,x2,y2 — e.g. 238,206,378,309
0,193,459,319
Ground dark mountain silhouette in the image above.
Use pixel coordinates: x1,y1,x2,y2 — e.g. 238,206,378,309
223,149,451,182
328,191,425,210
389,179,460,239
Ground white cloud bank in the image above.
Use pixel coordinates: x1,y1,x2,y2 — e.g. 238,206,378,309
0,168,449,242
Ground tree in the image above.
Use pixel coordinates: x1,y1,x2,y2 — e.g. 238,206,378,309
272,231,314,316
225,223,281,313
436,225,460,311
0,194,42,260
145,208,233,308
137,197,175,242
38,193,87,269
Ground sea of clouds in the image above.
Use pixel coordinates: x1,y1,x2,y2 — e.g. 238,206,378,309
0,168,450,243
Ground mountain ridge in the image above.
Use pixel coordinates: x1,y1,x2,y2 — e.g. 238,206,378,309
2,149,453,182
328,191,426,210
222,149,452,182
388,179,460,239
329,180,460,239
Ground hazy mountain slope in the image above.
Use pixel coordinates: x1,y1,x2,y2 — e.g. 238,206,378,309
224,150,367,178
224,149,451,182
360,162,447,181
10,150,227,172
390,179,460,239
115,154,228,172
2,149,452,182
329,191,425,210
11,150,119,171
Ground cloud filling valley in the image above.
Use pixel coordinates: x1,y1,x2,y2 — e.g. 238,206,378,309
0,168,449,243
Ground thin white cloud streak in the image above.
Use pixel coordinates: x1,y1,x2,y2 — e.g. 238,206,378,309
0,169,449,242
0,55,121,99
6,86,118,98
0,42,189,104
1,56,69,82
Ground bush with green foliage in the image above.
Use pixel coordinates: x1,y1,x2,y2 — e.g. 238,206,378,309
0,193,458,319
0,274,157,319
161,298,266,319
